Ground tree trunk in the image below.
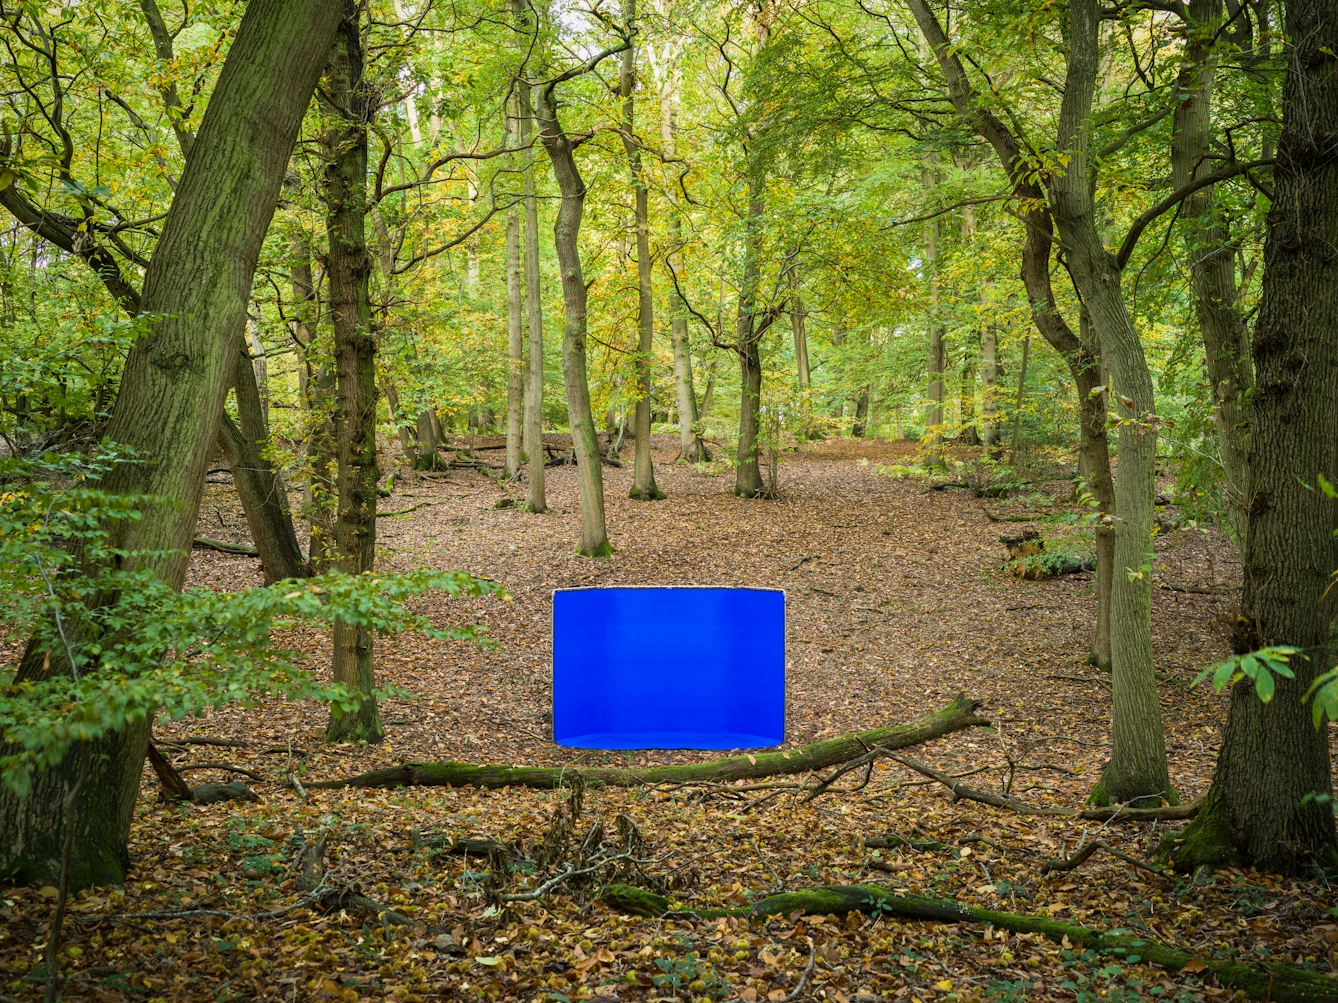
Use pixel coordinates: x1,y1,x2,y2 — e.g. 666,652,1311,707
734,184,767,498
659,65,706,464
289,242,337,572
0,0,342,890
920,102,945,463
852,385,869,437
1048,0,1166,806
218,347,308,583
906,0,1122,732
504,94,525,481
791,273,811,388
620,0,664,502
518,74,547,513
382,381,418,469
1171,0,1253,544
980,323,998,446
534,82,611,556
321,7,383,744
1008,336,1029,463
1171,0,1338,872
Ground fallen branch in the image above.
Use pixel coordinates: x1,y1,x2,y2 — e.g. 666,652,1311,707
158,736,249,748
883,750,1203,821
377,500,436,517
306,695,989,791
1040,838,1175,881
601,884,1338,1003
176,762,265,782
193,536,259,556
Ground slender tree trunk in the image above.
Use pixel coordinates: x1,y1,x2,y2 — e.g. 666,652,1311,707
504,95,525,481
791,270,811,388
534,83,612,556
658,59,706,464
923,175,945,460
1172,0,1338,872
620,0,664,501
381,381,417,469
1048,0,1165,805
734,182,767,498
289,243,337,572
321,7,383,744
959,355,979,445
906,0,1119,697
1008,336,1030,463
0,0,342,890
1171,0,1253,544
519,78,547,513
981,323,998,446
219,347,308,583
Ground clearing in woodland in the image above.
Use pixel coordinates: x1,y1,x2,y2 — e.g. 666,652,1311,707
5,438,1332,1003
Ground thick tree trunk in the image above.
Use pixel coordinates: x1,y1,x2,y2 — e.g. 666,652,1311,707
852,385,869,437
0,0,341,890
321,8,383,744
620,2,664,502
519,78,547,513
1171,0,1253,543
534,83,611,556
1172,0,1338,872
218,348,308,583
734,185,767,498
1049,0,1165,805
504,96,525,481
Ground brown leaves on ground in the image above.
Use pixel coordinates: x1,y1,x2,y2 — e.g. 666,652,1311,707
3,437,1333,1003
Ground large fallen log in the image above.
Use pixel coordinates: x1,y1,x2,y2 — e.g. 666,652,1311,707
307,694,990,791
600,884,1338,1003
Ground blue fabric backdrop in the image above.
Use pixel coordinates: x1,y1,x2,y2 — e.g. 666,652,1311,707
552,587,785,749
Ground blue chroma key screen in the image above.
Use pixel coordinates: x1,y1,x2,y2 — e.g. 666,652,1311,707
552,587,785,750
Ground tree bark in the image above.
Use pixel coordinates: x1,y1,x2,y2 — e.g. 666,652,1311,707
620,0,664,502
659,62,706,464
534,81,612,556
320,6,383,744
905,0,1120,706
504,94,525,481
1047,0,1166,805
218,347,308,583
734,183,767,498
288,241,337,572
980,323,998,445
0,0,342,890
518,73,548,513
1171,0,1338,872
1171,0,1253,543
382,381,418,469
852,385,869,437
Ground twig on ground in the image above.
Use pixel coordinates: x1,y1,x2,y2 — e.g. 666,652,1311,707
787,554,818,572
377,500,436,517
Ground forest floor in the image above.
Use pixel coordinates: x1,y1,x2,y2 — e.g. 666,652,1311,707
5,436,1336,1003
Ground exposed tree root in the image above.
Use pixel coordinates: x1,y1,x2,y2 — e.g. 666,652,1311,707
307,695,990,791
600,884,1338,1003
1039,838,1176,881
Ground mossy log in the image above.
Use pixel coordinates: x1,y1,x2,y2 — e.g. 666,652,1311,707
599,883,1338,1003
307,694,989,791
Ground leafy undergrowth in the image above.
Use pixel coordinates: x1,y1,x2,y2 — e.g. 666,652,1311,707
4,437,1336,1002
